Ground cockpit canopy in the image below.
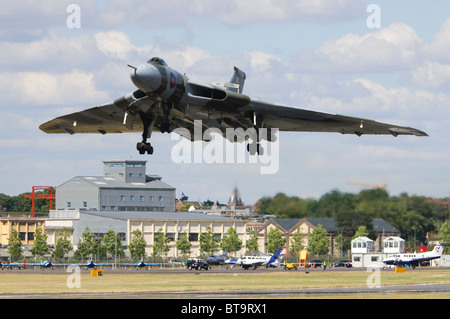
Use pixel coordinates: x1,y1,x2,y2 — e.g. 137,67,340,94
147,57,167,67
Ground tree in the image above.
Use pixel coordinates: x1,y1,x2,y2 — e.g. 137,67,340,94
101,229,125,260
178,203,198,211
74,227,98,260
438,221,450,254
353,225,370,239
308,224,330,256
30,228,50,259
289,229,305,259
265,228,285,254
53,227,73,259
128,229,147,261
220,227,242,255
7,229,23,262
152,228,170,262
246,230,259,252
199,226,219,257
176,232,192,259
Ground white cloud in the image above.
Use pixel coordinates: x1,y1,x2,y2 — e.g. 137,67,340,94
294,23,423,73
410,61,450,90
219,0,365,25
0,70,110,106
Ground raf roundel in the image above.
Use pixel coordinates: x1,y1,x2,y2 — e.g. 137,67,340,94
169,73,176,89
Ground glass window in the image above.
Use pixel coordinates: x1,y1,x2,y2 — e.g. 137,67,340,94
159,196,163,202
149,196,154,202
83,202,87,208
67,202,71,208
130,196,135,202
120,196,125,202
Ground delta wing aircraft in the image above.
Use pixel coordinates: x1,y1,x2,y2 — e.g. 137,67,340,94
40,57,427,155
382,243,445,268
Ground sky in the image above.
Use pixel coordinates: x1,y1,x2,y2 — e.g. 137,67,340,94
1,0,450,205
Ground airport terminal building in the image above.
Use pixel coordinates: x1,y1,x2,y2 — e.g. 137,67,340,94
55,160,176,212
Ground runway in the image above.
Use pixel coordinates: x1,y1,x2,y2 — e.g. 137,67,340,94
1,266,449,299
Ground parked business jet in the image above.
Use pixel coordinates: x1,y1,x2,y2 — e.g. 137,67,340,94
234,247,285,270
382,243,444,268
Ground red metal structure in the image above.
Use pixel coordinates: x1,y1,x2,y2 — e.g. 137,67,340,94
24,186,55,217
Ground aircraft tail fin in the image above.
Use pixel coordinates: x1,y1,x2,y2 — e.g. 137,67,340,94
432,243,444,256
226,67,246,94
267,246,285,264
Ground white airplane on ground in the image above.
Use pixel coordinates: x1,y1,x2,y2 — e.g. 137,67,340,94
229,247,285,270
382,243,445,269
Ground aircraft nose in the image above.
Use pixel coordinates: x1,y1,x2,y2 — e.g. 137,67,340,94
130,63,162,93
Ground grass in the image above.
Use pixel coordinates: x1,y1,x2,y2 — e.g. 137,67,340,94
0,269,450,297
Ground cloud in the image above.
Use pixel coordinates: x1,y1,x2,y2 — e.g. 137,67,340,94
219,0,365,25
293,23,423,74
0,70,110,106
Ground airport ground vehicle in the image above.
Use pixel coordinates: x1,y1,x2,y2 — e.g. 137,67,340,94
333,260,352,268
188,259,210,270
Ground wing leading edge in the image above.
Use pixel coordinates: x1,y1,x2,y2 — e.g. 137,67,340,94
249,99,428,137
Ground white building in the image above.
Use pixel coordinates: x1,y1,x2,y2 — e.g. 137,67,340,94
351,236,374,254
382,236,405,254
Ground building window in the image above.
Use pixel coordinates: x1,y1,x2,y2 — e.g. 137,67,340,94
149,196,154,202
83,202,88,208
159,196,163,202
130,195,135,202
67,202,71,208
119,173,124,177
120,196,125,202
129,173,133,177
189,233,199,242
140,196,144,202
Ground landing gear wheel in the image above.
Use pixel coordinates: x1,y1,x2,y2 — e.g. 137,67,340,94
160,122,171,133
247,143,264,156
137,142,154,155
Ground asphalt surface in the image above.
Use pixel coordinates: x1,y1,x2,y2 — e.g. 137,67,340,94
1,266,450,299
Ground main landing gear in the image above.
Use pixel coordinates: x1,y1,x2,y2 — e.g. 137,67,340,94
136,114,154,155
247,142,264,156
246,112,264,156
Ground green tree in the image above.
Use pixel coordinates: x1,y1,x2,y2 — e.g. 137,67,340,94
220,227,242,256
289,229,305,259
176,232,192,259
128,229,147,261
199,226,219,257
30,228,50,259
74,227,98,260
52,227,73,259
246,230,259,252
7,229,23,262
265,228,285,254
353,225,370,239
308,224,330,256
438,221,450,254
152,228,170,262
101,229,125,260
256,193,308,218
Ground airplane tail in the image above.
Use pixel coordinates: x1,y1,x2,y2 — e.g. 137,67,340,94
226,67,246,94
267,247,286,264
431,243,444,256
